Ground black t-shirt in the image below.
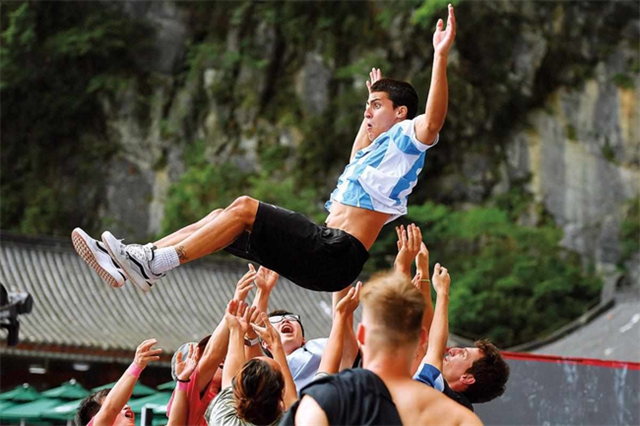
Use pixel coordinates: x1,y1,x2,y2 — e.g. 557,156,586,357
280,369,402,426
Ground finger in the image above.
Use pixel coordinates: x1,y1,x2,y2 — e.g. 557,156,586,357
144,349,164,356
248,263,256,273
176,351,183,363
437,18,444,30
354,281,362,299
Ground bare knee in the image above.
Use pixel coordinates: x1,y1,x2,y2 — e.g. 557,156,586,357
227,196,259,225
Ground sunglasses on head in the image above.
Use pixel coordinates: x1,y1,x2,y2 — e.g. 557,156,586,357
268,314,301,324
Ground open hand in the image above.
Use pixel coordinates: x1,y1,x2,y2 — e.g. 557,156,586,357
251,312,283,350
224,300,252,334
175,343,201,382
335,282,362,317
251,264,279,294
433,4,456,57
366,68,383,93
233,269,256,302
133,338,162,369
395,224,422,276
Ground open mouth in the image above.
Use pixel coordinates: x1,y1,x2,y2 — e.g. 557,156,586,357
123,407,134,419
280,323,294,335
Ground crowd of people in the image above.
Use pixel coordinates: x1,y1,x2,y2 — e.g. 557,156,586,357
72,5,510,425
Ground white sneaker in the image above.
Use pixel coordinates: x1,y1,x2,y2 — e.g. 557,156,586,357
71,228,127,288
101,231,163,293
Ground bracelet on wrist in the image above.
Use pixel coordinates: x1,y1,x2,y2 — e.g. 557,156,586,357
244,336,260,347
176,378,191,383
126,363,143,378
177,380,189,391
420,279,431,283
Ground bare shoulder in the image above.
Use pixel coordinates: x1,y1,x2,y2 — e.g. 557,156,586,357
295,395,329,426
412,382,483,426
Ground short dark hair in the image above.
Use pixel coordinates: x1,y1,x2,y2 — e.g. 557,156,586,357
463,339,510,403
370,78,419,119
268,309,304,337
75,389,110,425
233,358,285,424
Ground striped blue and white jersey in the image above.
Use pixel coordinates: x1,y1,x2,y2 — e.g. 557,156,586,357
325,118,439,223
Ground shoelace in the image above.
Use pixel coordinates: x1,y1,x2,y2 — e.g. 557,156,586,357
126,244,151,261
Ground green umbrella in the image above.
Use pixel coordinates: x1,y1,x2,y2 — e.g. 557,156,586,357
128,392,172,413
156,381,175,391
42,379,89,400
41,398,84,421
92,381,156,397
0,400,17,411
0,383,42,402
0,397,63,422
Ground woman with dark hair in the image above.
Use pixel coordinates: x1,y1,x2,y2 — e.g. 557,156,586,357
207,300,297,426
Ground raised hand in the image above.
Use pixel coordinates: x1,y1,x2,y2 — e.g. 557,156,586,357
335,282,362,317
395,224,423,276
366,68,383,93
224,299,250,333
233,268,257,302
251,264,279,294
133,338,162,369
251,312,283,350
433,4,456,57
432,263,451,296
175,343,201,382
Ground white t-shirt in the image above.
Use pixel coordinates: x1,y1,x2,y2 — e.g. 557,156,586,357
326,119,438,223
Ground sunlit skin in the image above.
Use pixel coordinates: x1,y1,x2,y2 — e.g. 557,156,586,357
442,347,484,391
271,319,305,356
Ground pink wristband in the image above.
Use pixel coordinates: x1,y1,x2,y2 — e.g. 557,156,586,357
127,363,143,378
177,381,189,391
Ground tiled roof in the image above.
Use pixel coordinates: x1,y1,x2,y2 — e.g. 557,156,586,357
0,232,350,360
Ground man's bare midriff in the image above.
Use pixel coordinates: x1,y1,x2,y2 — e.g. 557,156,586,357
326,202,391,251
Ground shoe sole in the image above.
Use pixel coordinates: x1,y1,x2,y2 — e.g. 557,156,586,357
101,231,151,294
72,229,124,289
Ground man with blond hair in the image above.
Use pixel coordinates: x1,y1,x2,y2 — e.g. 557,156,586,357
282,270,482,426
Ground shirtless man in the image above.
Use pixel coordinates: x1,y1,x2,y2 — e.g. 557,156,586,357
72,3,455,294
281,270,482,426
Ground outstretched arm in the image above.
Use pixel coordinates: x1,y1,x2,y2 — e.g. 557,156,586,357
221,300,251,389
394,224,422,278
196,269,256,391
167,344,200,426
93,339,162,426
321,283,361,375
414,4,456,144
350,68,382,160
422,263,451,372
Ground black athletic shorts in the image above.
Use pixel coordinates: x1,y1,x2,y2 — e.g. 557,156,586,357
223,202,369,292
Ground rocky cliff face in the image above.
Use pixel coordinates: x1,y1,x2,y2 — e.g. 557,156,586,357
98,1,638,296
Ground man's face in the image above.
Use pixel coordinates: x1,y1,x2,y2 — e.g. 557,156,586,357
442,347,484,385
364,91,405,141
112,404,135,426
269,314,304,355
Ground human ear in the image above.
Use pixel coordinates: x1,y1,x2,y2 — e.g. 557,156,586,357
395,106,408,120
356,323,365,345
461,374,476,386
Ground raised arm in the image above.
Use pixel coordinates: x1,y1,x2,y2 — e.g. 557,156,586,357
93,339,161,426
320,283,361,375
423,263,451,372
350,68,382,160
252,312,298,410
414,4,456,144
196,269,256,391
167,344,200,426
221,300,251,389
394,224,422,278
415,242,434,335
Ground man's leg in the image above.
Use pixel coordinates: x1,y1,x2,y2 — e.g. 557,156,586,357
154,208,224,248
102,196,260,292
171,196,259,263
